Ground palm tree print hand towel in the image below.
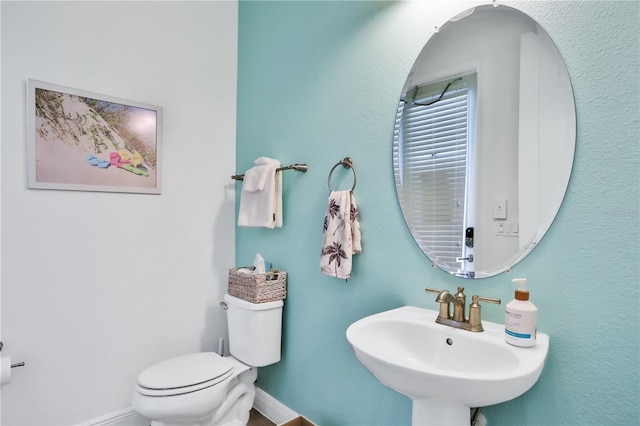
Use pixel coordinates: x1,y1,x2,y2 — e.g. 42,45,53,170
320,190,362,280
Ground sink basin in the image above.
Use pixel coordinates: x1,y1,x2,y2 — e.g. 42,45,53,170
346,306,549,425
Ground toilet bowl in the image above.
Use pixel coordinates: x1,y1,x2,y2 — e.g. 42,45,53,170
132,294,283,426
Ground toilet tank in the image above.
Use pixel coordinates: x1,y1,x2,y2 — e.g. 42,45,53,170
224,294,283,367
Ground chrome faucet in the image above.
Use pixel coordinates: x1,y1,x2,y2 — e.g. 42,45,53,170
425,287,501,332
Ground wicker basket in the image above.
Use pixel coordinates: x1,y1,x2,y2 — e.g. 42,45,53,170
228,267,287,303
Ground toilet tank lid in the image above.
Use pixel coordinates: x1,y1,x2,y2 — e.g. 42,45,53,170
138,352,232,390
224,293,284,310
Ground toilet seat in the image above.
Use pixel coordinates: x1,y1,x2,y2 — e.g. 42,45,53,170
136,352,233,397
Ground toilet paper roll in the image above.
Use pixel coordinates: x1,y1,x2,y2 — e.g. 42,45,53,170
1,356,11,386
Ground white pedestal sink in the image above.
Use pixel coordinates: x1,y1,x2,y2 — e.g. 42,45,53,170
346,306,549,425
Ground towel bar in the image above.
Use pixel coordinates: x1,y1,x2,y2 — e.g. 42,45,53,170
328,157,357,192
232,163,308,181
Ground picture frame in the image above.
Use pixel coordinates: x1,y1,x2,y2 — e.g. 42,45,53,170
27,79,163,194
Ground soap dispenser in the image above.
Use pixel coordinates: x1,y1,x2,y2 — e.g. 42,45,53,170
505,278,537,347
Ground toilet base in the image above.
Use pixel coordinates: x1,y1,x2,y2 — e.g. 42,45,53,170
149,375,256,426
209,368,257,426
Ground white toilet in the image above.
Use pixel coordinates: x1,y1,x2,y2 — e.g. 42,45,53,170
132,294,284,426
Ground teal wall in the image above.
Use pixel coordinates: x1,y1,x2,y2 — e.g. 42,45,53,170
236,1,639,425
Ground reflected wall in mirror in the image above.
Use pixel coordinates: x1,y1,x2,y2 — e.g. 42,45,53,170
393,5,575,279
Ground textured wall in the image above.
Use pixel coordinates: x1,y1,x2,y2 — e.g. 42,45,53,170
237,1,639,425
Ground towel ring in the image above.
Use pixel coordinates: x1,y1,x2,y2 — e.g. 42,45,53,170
328,157,357,192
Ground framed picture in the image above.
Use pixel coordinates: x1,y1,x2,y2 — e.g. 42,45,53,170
27,79,162,194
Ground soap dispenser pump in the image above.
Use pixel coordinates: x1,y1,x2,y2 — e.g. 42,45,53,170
505,278,537,347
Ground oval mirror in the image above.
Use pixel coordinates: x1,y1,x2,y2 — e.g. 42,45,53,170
393,4,575,279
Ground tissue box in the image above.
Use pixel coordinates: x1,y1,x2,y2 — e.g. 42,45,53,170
228,267,287,303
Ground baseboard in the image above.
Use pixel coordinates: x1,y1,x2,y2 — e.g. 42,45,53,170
78,407,148,426
78,388,295,426
253,387,299,425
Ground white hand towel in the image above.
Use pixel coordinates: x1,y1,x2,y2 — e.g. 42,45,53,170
242,157,278,192
320,190,362,280
238,158,282,228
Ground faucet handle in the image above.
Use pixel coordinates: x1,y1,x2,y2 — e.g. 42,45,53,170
474,295,501,305
424,288,451,320
468,295,502,332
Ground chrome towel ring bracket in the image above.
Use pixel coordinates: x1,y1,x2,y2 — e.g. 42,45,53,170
328,157,357,192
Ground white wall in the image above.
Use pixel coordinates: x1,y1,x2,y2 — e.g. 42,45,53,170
0,1,237,424
0,1,3,422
